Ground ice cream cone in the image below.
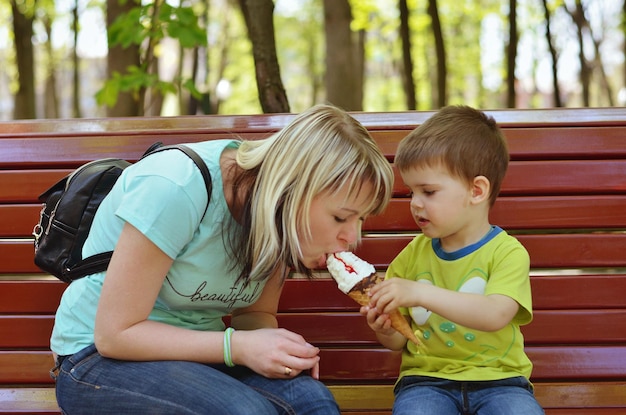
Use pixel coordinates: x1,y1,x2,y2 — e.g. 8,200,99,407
346,273,421,346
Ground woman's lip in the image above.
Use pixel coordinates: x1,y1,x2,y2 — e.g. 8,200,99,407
318,255,328,268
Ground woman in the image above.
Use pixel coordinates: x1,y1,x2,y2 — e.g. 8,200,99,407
51,104,394,414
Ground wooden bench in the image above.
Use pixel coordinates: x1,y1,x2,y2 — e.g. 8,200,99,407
1,108,626,414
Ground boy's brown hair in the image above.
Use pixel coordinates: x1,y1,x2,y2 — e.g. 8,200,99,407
395,105,509,206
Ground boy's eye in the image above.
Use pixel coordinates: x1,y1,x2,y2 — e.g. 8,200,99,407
423,190,435,196
334,216,347,223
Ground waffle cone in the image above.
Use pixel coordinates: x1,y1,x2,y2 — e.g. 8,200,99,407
347,273,421,346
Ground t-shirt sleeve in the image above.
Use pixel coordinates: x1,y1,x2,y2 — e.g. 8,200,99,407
486,240,533,325
114,159,208,259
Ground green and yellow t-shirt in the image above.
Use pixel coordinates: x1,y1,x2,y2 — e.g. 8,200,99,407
388,226,534,382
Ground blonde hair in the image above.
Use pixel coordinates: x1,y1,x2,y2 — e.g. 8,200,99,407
230,104,393,284
396,105,508,206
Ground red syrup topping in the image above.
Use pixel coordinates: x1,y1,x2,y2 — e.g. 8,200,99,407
333,253,357,274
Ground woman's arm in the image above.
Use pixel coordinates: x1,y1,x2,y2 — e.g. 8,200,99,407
95,224,320,378
230,270,322,378
94,222,226,363
229,267,284,330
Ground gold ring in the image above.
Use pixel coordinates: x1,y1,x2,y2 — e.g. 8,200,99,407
284,366,292,376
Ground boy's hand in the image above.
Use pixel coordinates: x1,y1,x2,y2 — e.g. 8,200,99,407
359,303,412,350
368,277,419,315
360,305,395,336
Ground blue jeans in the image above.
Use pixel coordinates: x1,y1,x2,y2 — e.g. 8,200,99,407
53,344,339,415
392,375,544,415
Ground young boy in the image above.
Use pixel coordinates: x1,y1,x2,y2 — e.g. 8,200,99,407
364,106,544,414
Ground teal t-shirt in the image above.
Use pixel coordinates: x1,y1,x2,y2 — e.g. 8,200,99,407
51,140,267,355
388,226,534,382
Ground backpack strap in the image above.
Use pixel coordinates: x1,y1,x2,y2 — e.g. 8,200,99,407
67,144,213,280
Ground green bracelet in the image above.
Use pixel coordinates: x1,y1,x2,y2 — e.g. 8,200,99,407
223,327,235,367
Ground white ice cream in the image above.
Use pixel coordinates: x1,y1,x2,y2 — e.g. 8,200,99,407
326,251,376,293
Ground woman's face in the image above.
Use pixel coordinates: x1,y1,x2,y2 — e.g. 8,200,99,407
299,181,375,269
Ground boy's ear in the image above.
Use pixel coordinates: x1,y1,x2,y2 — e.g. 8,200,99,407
471,176,490,203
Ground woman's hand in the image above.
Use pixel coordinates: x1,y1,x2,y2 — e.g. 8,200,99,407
231,328,321,379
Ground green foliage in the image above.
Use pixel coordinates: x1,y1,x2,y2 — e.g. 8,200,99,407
108,7,145,48
183,78,202,100
108,2,207,49
351,0,380,31
163,5,206,48
97,65,179,107
98,0,207,108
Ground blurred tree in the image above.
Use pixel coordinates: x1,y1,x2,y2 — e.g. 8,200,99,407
541,0,562,107
323,0,362,110
506,0,518,108
567,0,591,106
427,0,445,108
41,11,59,118
99,0,206,116
587,9,614,106
623,0,626,96
238,0,289,113
398,0,416,110
105,0,141,116
11,0,35,119
187,0,209,115
71,0,81,117
274,0,323,111
2,0,626,118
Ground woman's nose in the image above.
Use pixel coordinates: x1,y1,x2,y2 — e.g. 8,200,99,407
339,223,359,247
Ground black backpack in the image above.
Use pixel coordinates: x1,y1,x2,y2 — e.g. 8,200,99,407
32,143,212,283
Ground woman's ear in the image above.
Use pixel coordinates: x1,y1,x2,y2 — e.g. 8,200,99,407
471,176,490,204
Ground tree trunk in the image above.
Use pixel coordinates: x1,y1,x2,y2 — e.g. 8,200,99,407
239,0,289,113
323,0,361,111
72,2,82,118
106,0,141,116
427,0,446,108
623,0,626,96
144,57,163,116
506,0,518,108
11,0,36,119
354,28,365,111
43,15,59,118
569,0,590,106
138,0,162,116
398,0,416,110
591,36,614,106
541,0,562,107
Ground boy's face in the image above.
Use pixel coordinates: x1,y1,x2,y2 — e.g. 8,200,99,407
400,163,474,241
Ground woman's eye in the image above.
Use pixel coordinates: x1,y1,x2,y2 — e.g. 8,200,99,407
334,216,347,223
423,190,435,196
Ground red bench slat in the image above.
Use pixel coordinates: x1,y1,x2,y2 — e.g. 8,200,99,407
4,194,626,237
3,309,626,349
2,274,626,314
3,233,626,274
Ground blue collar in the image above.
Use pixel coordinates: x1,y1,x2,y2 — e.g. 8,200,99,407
432,226,502,260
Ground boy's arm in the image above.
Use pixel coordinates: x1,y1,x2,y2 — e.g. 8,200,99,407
370,278,519,332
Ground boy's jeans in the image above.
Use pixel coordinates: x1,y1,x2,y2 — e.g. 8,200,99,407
393,375,545,415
